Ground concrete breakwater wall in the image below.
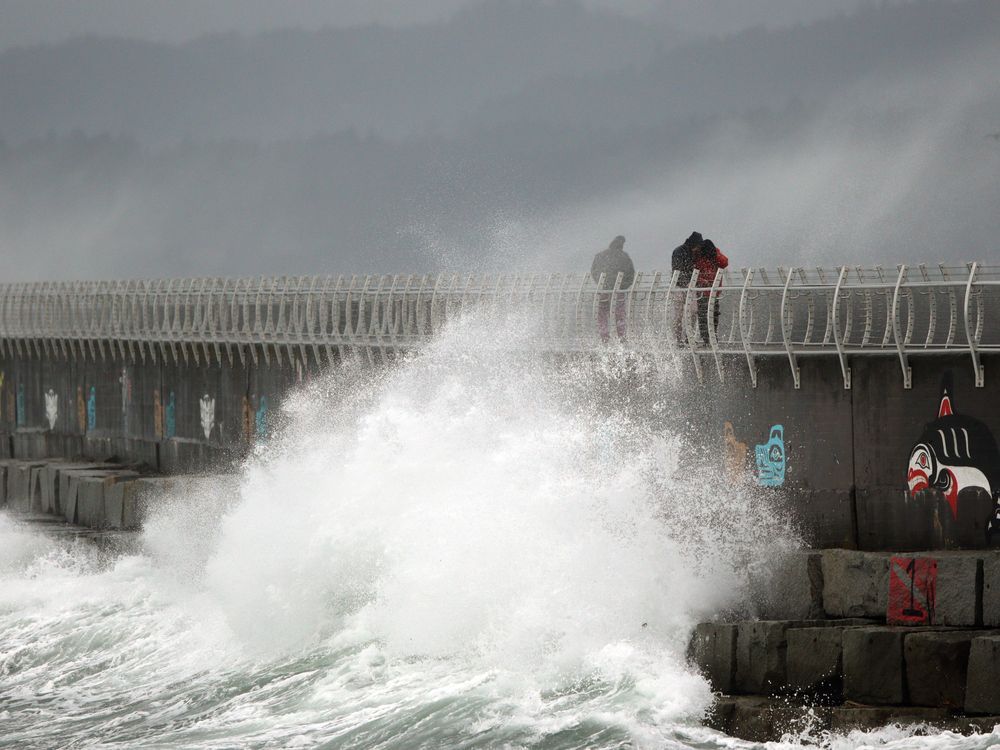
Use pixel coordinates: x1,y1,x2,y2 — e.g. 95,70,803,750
693,548,1000,741
0,457,223,529
1,347,999,549
0,347,309,474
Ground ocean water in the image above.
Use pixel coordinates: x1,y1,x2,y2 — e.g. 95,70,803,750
1,315,998,749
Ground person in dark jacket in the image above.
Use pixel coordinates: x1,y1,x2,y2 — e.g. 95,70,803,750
590,235,634,342
693,238,729,343
670,231,702,340
671,231,702,287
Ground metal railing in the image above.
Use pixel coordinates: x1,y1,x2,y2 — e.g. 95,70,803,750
1,263,997,388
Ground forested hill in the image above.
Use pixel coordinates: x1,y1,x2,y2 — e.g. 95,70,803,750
0,0,996,279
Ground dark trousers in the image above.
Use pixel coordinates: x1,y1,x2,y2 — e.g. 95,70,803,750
597,293,627,342
697,296,720,344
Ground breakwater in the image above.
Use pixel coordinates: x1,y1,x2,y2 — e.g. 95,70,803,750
3,345,999,551
692,548,1000,741
2,267,1000,745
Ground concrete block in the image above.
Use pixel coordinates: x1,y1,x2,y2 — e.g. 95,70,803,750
73,472,139,528
821,549,889,619
965,635,1000,715
707,696,832,744
101,473,138,529
63,470,113,524
934,555,983,626
689,623,737,693
11,430,47,460
37,462,106,515
28,464,47,513
830,706,949,733
6,460,45,513
75,476,108,528
905,631,988,708
843,627,907,705
786,626,845,695
980,554,1000,627
0,462,7,506
734,620,828,694
754,551,824,620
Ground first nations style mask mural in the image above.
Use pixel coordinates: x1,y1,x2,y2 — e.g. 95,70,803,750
907,374,1000,542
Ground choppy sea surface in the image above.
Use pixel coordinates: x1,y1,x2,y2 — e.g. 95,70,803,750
1,316,999,749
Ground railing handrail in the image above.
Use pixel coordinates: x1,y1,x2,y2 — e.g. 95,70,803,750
0,265,997,388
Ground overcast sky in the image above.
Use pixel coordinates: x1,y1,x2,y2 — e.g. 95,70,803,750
0,0,910,50
0,0,994,279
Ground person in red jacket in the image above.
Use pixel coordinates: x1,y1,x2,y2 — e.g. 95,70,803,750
693,238,729,343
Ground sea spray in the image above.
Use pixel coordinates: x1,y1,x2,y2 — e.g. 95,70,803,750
0,312,950,749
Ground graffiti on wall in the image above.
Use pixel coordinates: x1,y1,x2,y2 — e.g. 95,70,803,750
241,394,269,441
87,386,97,431
755,425,786,487
887,556,937,625
77,387,86,432
44,389,59,430
16,383,25,427
119,367,132,433
723,421,749,481
165,391,176,438
906,375,1000,534
153,389,163,437
199,394,215,440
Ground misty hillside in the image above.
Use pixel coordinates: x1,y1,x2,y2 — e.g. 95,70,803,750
0,1,673,144
0,0,997,280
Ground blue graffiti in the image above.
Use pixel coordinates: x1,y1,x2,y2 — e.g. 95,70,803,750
87,386,97,431
165,391,176,438
755,424,786,487
255,396,268,438
16,383,25,427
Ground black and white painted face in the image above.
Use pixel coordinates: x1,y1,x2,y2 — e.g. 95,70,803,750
907,442,935,495
908,440,992,514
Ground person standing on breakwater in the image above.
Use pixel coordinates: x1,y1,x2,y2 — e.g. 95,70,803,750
693,238,729,343
671,231,702,341
590,235,634,342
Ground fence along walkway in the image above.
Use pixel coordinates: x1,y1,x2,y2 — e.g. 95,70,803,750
0,263,997,389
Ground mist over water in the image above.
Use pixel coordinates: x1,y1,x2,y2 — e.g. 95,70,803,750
0,315,997,748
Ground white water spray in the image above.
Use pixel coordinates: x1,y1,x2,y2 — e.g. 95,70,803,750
7,313,977,748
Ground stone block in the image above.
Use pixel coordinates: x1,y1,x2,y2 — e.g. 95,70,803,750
965,635,1000,715
707,696,831,744
37,462,108,516
734,620,827,695
63,470,113,524
980,554,1000,627
905,630,988,708
101,473,138,529
689,623,737,693
934,555,983,626
28,464,47,513
843,627,907,705
75,476,108,528
821,549,889,618
6,460,45,513
11,430,46,460
73,472,139,529
830,706,949,733
786,626,844,695
754,551,824,620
